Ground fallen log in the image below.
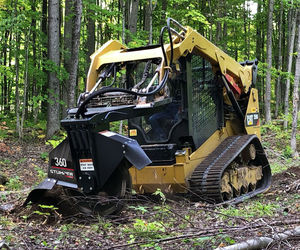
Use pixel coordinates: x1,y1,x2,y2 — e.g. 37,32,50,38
215,226,300,250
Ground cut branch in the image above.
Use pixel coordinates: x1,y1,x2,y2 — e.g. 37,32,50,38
215,226,300,250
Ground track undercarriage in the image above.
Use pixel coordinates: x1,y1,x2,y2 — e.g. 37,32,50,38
189,135,271,204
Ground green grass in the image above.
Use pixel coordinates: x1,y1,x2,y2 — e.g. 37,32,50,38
217,201,280,219
5,176,23,190
270,162,289,174
34,165,47,182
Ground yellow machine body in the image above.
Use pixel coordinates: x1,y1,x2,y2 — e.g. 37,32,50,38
26,19,271,215
85,25,263,197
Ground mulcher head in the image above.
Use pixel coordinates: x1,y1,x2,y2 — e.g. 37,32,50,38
25,131,151,206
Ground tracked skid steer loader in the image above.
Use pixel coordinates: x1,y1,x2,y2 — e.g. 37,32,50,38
26,18,271,215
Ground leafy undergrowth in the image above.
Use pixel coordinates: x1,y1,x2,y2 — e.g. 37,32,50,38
0,121,299,249
261,120,300,174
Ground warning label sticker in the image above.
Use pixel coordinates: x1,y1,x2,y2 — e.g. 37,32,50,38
79,159,95,171
129,129,137,137
246,113,259,127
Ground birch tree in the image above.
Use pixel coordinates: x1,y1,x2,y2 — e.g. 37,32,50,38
121,0,126,43
291,10,300,158
145,0,157,44
265,0,274,123
283,9,297,129
275,0,283,118
20,31,30,139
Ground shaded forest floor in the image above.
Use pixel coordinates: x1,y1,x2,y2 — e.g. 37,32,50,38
0,124,299,249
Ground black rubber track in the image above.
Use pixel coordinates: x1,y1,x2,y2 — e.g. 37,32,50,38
188,134,272,205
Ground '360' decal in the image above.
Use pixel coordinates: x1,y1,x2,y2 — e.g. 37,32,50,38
54,157,67,167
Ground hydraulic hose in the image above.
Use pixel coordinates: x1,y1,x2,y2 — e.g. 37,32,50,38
106,64,117,88
76,17,175,119
159,18,174,67
133,60,152,90
75,70,169,118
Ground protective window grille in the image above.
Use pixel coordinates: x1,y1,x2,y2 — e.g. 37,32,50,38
191,55,218,147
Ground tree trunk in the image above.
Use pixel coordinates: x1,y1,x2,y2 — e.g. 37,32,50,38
121,0,126,43
144,1,150,39
265,0,274,123
208,0,213,41
144,0,155,44
85,0,96,73
99,0,103,46
31,0,38,123
126,0,139,43
161,0,167,25
15,32,21,139
255,0,263,108
47,0,60,138
291,10,300,157
233,10,238,60
41,0,48,113
243,2,249,58
283,9,297,129
216,1,222,43
62,0,73,117
222,0,227,51
2,30,9,114
255,1,262,61
20,32,30,140
67,0,82,108
7,32,12,114
13,0,21,139
275,0,283,118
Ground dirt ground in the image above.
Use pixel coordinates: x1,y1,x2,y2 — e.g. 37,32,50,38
0,133,299,249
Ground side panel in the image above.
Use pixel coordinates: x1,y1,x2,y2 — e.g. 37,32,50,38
245,88,261,139
129,124,235,194
129,164,186,194
48,138,76,183
65,129,151,193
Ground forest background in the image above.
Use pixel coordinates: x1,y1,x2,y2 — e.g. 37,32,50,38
0,0,299,248
0,0,299,156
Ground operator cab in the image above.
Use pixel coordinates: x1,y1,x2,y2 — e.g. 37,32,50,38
128,57,188,145
74,45,224,166
128,53,224,165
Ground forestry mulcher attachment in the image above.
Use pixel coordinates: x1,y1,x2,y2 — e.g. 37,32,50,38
26,18,271,215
